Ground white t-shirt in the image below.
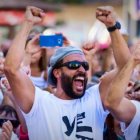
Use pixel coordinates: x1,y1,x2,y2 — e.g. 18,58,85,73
23,84,108,140
121,100,140,140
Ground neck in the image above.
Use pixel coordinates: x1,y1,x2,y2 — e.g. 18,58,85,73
55,86,72,100
31,63,39,68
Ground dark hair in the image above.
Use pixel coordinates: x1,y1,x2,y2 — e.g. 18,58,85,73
25,30,40,47
39,49,47,72
104,114,120,140
0,105,20,128
0,105,19,121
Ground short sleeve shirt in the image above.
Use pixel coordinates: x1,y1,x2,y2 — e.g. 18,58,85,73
22,84,108,140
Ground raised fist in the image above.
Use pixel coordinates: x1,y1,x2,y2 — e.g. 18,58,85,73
96,6,117,27
25,6,45,24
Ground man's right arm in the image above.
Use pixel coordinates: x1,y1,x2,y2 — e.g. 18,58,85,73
4,6,44,113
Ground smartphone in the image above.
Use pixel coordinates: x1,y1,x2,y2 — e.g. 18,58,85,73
39,34,63,47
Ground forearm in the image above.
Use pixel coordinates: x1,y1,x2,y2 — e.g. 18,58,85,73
110,30,130,69
96,6,130,69
106,57,135,108
5,21,33,72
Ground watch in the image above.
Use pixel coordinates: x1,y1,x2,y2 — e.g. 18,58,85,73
107,21,121,32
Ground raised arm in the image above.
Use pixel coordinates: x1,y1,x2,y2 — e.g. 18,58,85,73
95,6,131,103
105,44,140,123
96,6,130,68
4,6,45,113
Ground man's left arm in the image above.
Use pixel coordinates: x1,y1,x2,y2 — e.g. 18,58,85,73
104,44,140,123
95,6,131,104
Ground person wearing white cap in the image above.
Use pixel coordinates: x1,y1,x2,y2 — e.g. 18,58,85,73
4,6,130,140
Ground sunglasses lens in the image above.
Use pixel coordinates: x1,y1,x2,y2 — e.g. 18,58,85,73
68,62,80,69
68,61,89,71
83,62,89,71
61,61,89,71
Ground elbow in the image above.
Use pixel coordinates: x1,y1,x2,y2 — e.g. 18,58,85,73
104,101,116,111
104,100,113,110
104,95,118,111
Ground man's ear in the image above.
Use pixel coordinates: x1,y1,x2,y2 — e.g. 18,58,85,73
53,69,61,79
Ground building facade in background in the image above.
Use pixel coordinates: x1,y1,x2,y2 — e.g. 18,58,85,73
123,0,140,43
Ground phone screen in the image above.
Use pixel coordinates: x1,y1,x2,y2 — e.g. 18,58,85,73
39,34,63,47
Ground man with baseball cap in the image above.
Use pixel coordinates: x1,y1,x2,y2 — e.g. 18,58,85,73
4,6,130,140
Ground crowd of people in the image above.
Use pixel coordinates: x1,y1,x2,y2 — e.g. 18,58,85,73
0,5,139,140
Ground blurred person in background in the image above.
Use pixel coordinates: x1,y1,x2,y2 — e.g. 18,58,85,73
26,34,48,90
82,41,101,84
4,6,130,140
0,40,11,104
125,80,140,102
0,80,20,140
0,105,19,140
0,40,12,57
0,55,30,140
0,69,29,140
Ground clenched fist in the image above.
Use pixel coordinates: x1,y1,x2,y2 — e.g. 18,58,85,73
96,6,117,27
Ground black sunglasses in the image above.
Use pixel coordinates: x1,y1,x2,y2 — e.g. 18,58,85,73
0,119,20,129
58,61,89,71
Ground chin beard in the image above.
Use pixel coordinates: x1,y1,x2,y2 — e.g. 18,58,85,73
61,72,87,99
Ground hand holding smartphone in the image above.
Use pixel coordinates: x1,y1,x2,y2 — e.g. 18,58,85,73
39,34,63,47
